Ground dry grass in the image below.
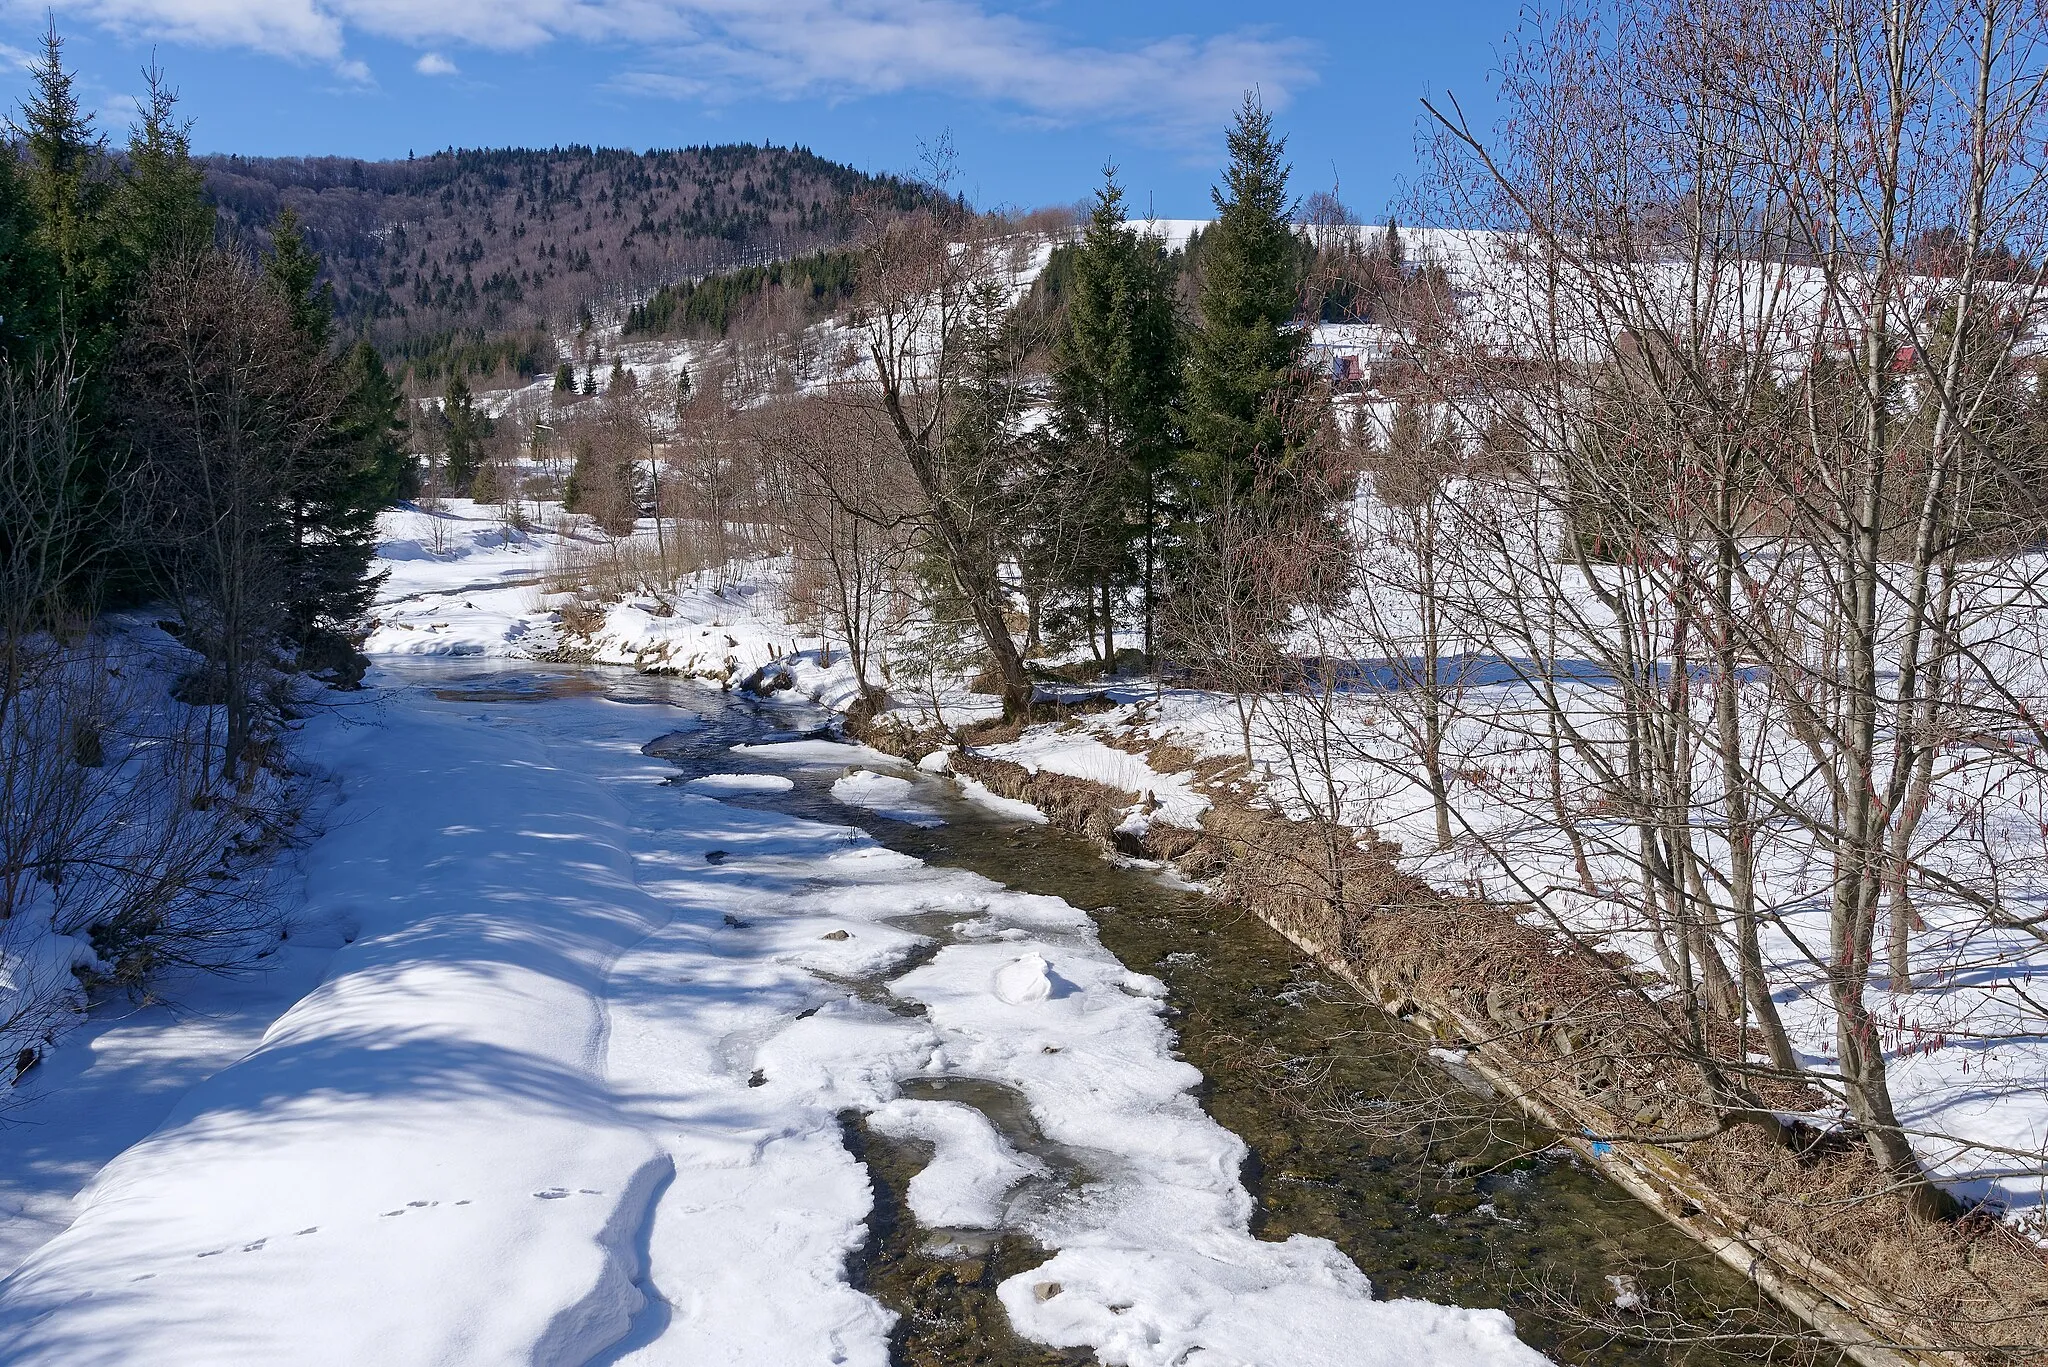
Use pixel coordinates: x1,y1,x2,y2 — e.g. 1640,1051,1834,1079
542,528,694,602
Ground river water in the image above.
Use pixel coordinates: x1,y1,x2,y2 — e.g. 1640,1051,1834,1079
415,662,1821,1367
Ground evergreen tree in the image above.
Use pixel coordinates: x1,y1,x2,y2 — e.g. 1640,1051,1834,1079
263,208,333,353
673,368,693,425
262,218,393,669
553,362,575,393
1183,94,1312,509
563,435,638,536
0,150,55,361
113,67,213,281
337,341,414,506
1048,168,1182,663
9,27,147,599
442,373,488,488
12,23,115,338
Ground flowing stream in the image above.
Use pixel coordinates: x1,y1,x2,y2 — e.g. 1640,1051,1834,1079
421,663,1820,1367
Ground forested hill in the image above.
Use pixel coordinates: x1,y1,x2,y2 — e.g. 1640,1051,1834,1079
202,144,929,380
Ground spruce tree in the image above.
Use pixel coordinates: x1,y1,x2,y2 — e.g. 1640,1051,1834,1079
262,216,391,668
337,341,414,506
114,67,213,280
13,24,114,334
1183,93,1309,509
0,151,54,361
10,27,136,598
263,208,333,353
442,373,487,488
1048,168,1182,663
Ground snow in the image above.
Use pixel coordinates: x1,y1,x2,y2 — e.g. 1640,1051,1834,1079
992,952,1061,1004
0,687,677,1364
942,549,2048,1235
866,1098,1047,1230
0,660,1550,1364
683,772,794,795
831,769,948,827
1003,1241,1539,1367
363,504,553,659
977,729,1209,829
731,738,902,769
362,488,2048,1242
958,776,1049,825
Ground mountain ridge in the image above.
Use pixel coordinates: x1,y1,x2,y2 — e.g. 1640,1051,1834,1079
202,143,931,382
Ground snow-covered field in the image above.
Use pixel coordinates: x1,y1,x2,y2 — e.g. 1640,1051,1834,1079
0,506,1550,1364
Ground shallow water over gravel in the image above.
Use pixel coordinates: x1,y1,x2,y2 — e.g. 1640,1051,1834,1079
412,664,1821,1366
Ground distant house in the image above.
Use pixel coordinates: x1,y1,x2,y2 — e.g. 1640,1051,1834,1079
1308,323,1401,393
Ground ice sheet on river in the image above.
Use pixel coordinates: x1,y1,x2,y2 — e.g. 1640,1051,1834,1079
0,674,1546,1367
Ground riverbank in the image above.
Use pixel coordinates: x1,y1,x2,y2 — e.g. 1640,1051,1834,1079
849,714,2048,1367
358,506,2048,1362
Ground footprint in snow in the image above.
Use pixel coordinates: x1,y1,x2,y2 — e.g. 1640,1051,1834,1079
534,1188,570,1200
242,1239,267,1252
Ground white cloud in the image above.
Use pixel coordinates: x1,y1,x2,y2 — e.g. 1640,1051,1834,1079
42,1,1315,142
334,56,373,83
414,51,457,76
52,0,345,61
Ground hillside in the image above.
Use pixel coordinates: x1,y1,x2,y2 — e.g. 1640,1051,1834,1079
203,144,929,382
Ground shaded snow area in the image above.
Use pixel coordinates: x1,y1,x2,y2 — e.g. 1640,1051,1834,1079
0,619,318,1276
0,674,1547,1366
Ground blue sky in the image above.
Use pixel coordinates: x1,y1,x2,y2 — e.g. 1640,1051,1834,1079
0,1,1519,219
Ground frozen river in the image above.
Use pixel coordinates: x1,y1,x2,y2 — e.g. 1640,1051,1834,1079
0,663,1550,1366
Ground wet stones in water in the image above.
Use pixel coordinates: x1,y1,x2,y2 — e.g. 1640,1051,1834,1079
841,1111,1082,1367
704,850,728,865
723,913,749,929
